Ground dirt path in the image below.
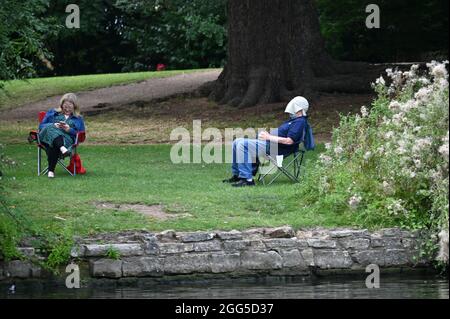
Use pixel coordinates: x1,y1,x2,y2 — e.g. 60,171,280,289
0,70,221,121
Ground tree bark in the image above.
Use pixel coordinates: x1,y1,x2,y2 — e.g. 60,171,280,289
203,0,380,108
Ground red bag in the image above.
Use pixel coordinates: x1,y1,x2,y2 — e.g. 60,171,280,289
156,63,166,71
67,154,86,174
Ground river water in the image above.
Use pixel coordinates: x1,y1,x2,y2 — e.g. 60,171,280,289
1,273,448,299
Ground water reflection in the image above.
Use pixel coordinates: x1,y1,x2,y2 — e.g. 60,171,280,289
1,275,448,299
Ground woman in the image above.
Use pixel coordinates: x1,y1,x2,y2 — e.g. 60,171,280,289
38,93,85,178
223,96,310,187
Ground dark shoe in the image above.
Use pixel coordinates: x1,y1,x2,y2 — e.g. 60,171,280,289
223,175,240,183
232,179,256,187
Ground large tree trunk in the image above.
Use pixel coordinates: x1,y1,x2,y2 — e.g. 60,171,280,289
203,0,380,108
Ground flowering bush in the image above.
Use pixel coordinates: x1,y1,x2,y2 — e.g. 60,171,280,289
302,61,449,262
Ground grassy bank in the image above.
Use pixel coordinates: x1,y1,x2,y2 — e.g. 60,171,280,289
1,143,374,237
0,69,214,111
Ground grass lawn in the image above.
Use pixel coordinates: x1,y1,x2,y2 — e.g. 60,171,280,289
0,69,214,111
2,143,363,237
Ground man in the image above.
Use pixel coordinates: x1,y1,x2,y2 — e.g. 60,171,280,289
224,96,310,187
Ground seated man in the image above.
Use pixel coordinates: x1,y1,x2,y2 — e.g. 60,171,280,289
224,96,310,187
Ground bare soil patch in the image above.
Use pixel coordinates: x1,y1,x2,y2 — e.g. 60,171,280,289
94,202,192,221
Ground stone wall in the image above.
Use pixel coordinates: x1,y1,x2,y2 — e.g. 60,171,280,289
0,227,430,281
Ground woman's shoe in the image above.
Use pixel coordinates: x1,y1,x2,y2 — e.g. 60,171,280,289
48,171,55,178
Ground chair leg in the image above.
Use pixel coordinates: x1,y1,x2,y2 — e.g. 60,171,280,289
37,147,41,176
38,147,49,176
57,159,74,176
257,159,279,185
260,153,303,185
73,150,77,176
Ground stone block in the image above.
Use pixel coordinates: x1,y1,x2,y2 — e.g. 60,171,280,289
265,226,295,238
241,251,283,270
313,250,353,269
216,230,243,240
84,243,143,257
159,243,194,254
90,259,123,278
210,253,241,273
339,238,370,250
122,257,163,277
193,240,222,252
163,254,211,274
179,232,215,243
307,239,337,249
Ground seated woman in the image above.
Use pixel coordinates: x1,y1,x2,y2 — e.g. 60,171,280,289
38,93,85,178
223,96,309,187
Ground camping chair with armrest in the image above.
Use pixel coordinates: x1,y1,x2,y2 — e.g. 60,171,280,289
256,143,305,185
256,121,314,185
28,111,86,176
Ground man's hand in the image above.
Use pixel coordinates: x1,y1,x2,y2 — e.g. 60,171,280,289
258,131,271,141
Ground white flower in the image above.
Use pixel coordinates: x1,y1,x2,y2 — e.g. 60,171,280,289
320,176,331,193
360,105,369,117
319,154,332,165
392,113,404,125
414,87,432,102
431,63,448,80
418,78,430,85
348,195,362,210
334,146,344,156
325,143,332,150
400,100,417,113
439,136,449,160
388,200,408,216
384,131,394,140
376,76,386,86
363,151,372,161
382,181,394,195
414,159,422,168
429,169,442,182
412,137,433,154
389,101,401,112
413,126,422,133
437,78,449,90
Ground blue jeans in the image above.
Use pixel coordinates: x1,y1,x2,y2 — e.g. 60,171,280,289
232,138,269,179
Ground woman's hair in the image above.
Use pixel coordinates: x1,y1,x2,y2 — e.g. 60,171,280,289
56,93,80,116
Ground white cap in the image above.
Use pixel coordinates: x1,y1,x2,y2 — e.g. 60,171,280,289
285,96,309,116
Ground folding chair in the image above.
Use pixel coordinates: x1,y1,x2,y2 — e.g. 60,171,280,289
28,111,86,176
256,144,306,185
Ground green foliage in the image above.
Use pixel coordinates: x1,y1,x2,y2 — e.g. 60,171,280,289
41,0,128,75
0,0,57,86
115,0,227,71
316,0,449,62
43,231,74,273
297,61,449,256
0,144,32,260
1,144,75,271
105,246,121,260
37,0,226,75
